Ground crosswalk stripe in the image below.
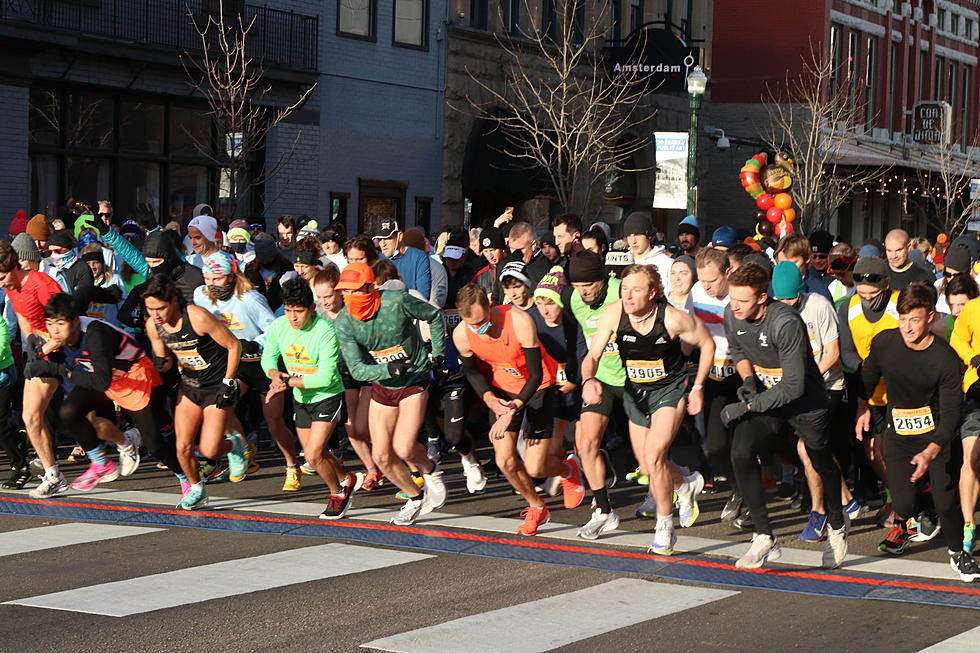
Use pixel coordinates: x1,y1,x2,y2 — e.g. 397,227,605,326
0,523,162,558
5,543,432,616
918,625,980,652
362,578,737,652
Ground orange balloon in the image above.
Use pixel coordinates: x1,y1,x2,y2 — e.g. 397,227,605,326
783,207,796,222
937,233,948,243
773,193,793,210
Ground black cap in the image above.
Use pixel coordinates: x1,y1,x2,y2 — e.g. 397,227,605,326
374,220,399,239
623,212,654,237
480,226,506,250
537,229,556,247
677,222,700,239
809,229,835,254
48,232,74,250
944,243,972,274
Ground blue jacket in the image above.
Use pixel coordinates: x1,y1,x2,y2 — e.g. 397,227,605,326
383,246,432,299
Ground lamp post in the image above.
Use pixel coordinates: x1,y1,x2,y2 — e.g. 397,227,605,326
686,65,707,216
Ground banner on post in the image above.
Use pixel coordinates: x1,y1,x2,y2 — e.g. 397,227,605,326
653,132,688,209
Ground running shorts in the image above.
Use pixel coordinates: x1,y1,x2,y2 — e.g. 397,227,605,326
623,376,688,427
294,393,345,429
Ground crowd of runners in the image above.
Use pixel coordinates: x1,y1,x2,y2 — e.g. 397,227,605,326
0,203,978,582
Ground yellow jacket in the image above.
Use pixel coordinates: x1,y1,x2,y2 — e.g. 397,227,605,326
950,296,980,392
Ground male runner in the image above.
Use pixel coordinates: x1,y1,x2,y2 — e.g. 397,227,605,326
721,262,849,569
453,284,584,535
859,283,979,582
583,265,712,551
951,294,980,554
332,262,447,525
143,275,248,509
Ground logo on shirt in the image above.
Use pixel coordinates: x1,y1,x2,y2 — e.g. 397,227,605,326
219,312,244,330
758,333,768,347
655,337,667,345
622,334,636,342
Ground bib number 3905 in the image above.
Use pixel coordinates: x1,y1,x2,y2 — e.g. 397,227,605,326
626,359,666,383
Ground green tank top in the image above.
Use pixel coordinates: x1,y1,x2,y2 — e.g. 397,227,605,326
945,314,956,341
570,276,625,386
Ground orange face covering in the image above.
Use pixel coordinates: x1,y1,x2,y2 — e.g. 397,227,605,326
344,291,381,321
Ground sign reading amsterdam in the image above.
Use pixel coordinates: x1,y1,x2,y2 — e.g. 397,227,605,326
605,27,701,92
912,101,952,145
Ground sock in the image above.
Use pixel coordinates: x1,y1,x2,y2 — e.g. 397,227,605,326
593,487,611,514
657,514,672,527
191,481,205,492
286,464,298,470
86,446,108,466
175,473,187,482
43,465,60,479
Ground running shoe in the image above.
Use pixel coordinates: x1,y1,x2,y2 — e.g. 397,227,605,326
390,497,423,525
735,533,782,569
822,513,850,569
733,509,755,531
71,460,119,491
637,472,649,486
560,454,585,509
420,463,447,515
28,473,69,498
245,441,260,475
634,493,657,518
577,508,620,540
300,461,317,476
950,550,980,583
910,513,941,543
66,446,87,464
226,433,249,482
775,482,798,501
843,498,867,521
721,493,743,523
28,456,44,479
179,486,209,510
1,467,31,490
875,501,895,528
649,518,677,556
461,456,488,494
798,511,828,543
515,505,550,536
179,480,191,498
675,471,705,528
320,473,355,520
964,522,976,555
626,466,642,483
118,429,141,477
541,474,561,497
361,470,384,491
426,438,442,464
877,525,907,555
282,466,301,492
600,448,617,489
906,516,920,540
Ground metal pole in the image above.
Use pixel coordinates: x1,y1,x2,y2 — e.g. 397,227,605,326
687,92,702,216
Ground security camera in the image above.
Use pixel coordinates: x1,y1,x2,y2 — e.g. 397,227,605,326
716,134,730,150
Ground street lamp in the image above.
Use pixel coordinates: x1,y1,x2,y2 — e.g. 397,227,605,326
686,65,707,216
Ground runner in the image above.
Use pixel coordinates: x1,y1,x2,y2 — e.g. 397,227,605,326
471,226,507,304
453,284,584,535
262,278,354,519
859,283,979,582
332,262,447,525
0,297,25,489
499,261,535,310
143,275,248,510
885,229,935,291
582,264,712,552
721,262,849,569
950,289,980,555
622,212,672,286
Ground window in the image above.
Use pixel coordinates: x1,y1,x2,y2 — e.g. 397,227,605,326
865,36,877,129
358,179,407,234
470,0,489,29
887,42,898,135
962,66,972,149
120,101,164,154
938,8,947,30
630,0,643,33
609,0,622,42
415,197,432,236
935,55,944,100
572,0,585,45
847,30,859,121
338,0,375,39
330,192,350,227
394,0,426,46
918,50,927,101
952,13,960,36
499,0,520,34
829,25,841,96
117,162,161,222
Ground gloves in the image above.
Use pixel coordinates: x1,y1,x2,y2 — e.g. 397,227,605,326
737,376,760,403
971,355,980,371
153,355,170,372
93,216,110,236
720,402,750,428
25,359,67,379
25,333,44,355
387,359,411,380
239,339,261,359
215,379,240,408
429,354,449,384
429,355,445,370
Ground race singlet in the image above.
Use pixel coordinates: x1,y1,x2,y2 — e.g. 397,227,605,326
172,348,208,371
891,407,935,436
709,357,736,382
753,364,783,389
625,359,667,383
370,345,408,364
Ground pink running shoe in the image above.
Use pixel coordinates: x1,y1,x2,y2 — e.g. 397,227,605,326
71,460,120,491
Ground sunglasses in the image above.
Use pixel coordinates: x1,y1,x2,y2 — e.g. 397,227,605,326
811,253,828,259
853,272,884,284
98,212,110,217
249,224,264,231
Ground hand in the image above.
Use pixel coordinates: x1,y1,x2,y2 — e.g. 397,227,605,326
972,355,980,371
239,339,261,359
25,333,44,354
387,359,411,380
493,207,515,228
25,359,67,379
93,217,110,236
582,378,603,406
40,339,63,356
686,386,703,415
153,355,171,372
484,394,513,419
737,376,759,403
720,401,749,428
488,412,512,440
854,399,870,442
265,377,287,403
909,445,939,483
429,354,449,384
215,379,239,408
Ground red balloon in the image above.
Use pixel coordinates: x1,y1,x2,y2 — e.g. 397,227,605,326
756,193,774,210
781,222,794,236
767,206,784,223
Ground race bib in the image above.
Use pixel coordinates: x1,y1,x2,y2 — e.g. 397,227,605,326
753,365,783,389
496,364,522,377
444,310,462,329
370,345,408,364
172,348,208,371
602,341,619,357
709,357,736,382
626,359,666,383
892,406,935,436
556,363,568,386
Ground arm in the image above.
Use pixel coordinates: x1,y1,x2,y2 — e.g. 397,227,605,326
430,259,448,308
950,300,978,366
63,323,117,392
102,228,151,278
930,354,964,449
187,305,240,380
837,300,862,372
813,295,840,375
668,306,714,415
509,308,544,408
333,315,389,382
415,249,432,299
819,339,840,376
144,316,173,372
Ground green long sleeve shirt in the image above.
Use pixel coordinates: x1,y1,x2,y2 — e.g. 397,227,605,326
261,313,344,404
333,290,445,389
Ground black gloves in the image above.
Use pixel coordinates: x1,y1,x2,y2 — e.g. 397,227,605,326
215,379,239,408
239,339,261,359
737,376,760,403
93,216,110,236
971,355,980,371
720,402,750,428
25,333,44,356
387,359,411,380
25,359,67,379
153,355,170,372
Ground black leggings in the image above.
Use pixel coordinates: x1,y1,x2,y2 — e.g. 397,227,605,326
731,407,844,535
885,433,963,552
0,382,25,469
60,385,181,474
704,376,740,491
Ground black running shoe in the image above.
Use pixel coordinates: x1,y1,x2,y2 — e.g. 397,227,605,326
319,473,354,520
950,550,980,582
733,509,755,531
721,493,743,523
1,467,31,490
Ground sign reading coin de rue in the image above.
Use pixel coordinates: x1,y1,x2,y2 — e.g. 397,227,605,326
912,101,952,145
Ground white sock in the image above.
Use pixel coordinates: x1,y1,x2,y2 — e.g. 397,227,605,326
191,481,204,492
43,465,60,479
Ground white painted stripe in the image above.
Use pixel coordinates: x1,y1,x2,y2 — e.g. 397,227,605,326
362,578,737,652
5,543,431,616
919,625,980,652
2,486,959,582
0,523,162,557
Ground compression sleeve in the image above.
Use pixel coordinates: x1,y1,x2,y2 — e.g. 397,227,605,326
516,346,543,405
103,228,151,278
461,354,491,397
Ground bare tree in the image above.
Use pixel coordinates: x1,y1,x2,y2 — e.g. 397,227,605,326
912,135,980,236
763,45,888,233
460,0,653,217
180,0,316,217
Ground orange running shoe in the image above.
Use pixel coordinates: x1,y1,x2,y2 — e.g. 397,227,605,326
560,455,585,509
516,505,550,536
361,470,384,491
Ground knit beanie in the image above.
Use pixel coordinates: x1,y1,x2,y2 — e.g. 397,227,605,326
253,232,278,263
534,265,568,307
27,214,50,241
227,227,252,244
772,261,806,299
8,210,28,236
12,232,41,262
567,250,605,283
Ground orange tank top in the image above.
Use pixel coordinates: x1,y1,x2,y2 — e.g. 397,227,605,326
466,305,557,395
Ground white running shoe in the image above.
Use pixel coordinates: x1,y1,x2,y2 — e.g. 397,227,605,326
29,473,69,498
649,518,677,556
420,463,447,515
634,493,658,518
391,497,423,525
118,428,142,477
736,533,782,569
461,456,487,494
822,513,850,569
577,508,620,540
541,474,562,497
675,471,705,528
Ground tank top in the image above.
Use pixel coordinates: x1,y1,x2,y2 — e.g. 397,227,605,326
569,276,626,387
155,306,227,388
465,305,557,395
616,300,687,393
847,291,899,406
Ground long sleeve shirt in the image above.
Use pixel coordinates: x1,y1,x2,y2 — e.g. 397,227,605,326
385,246,432,299
193,288,275,355
950,296,980,392
260,314,344,404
